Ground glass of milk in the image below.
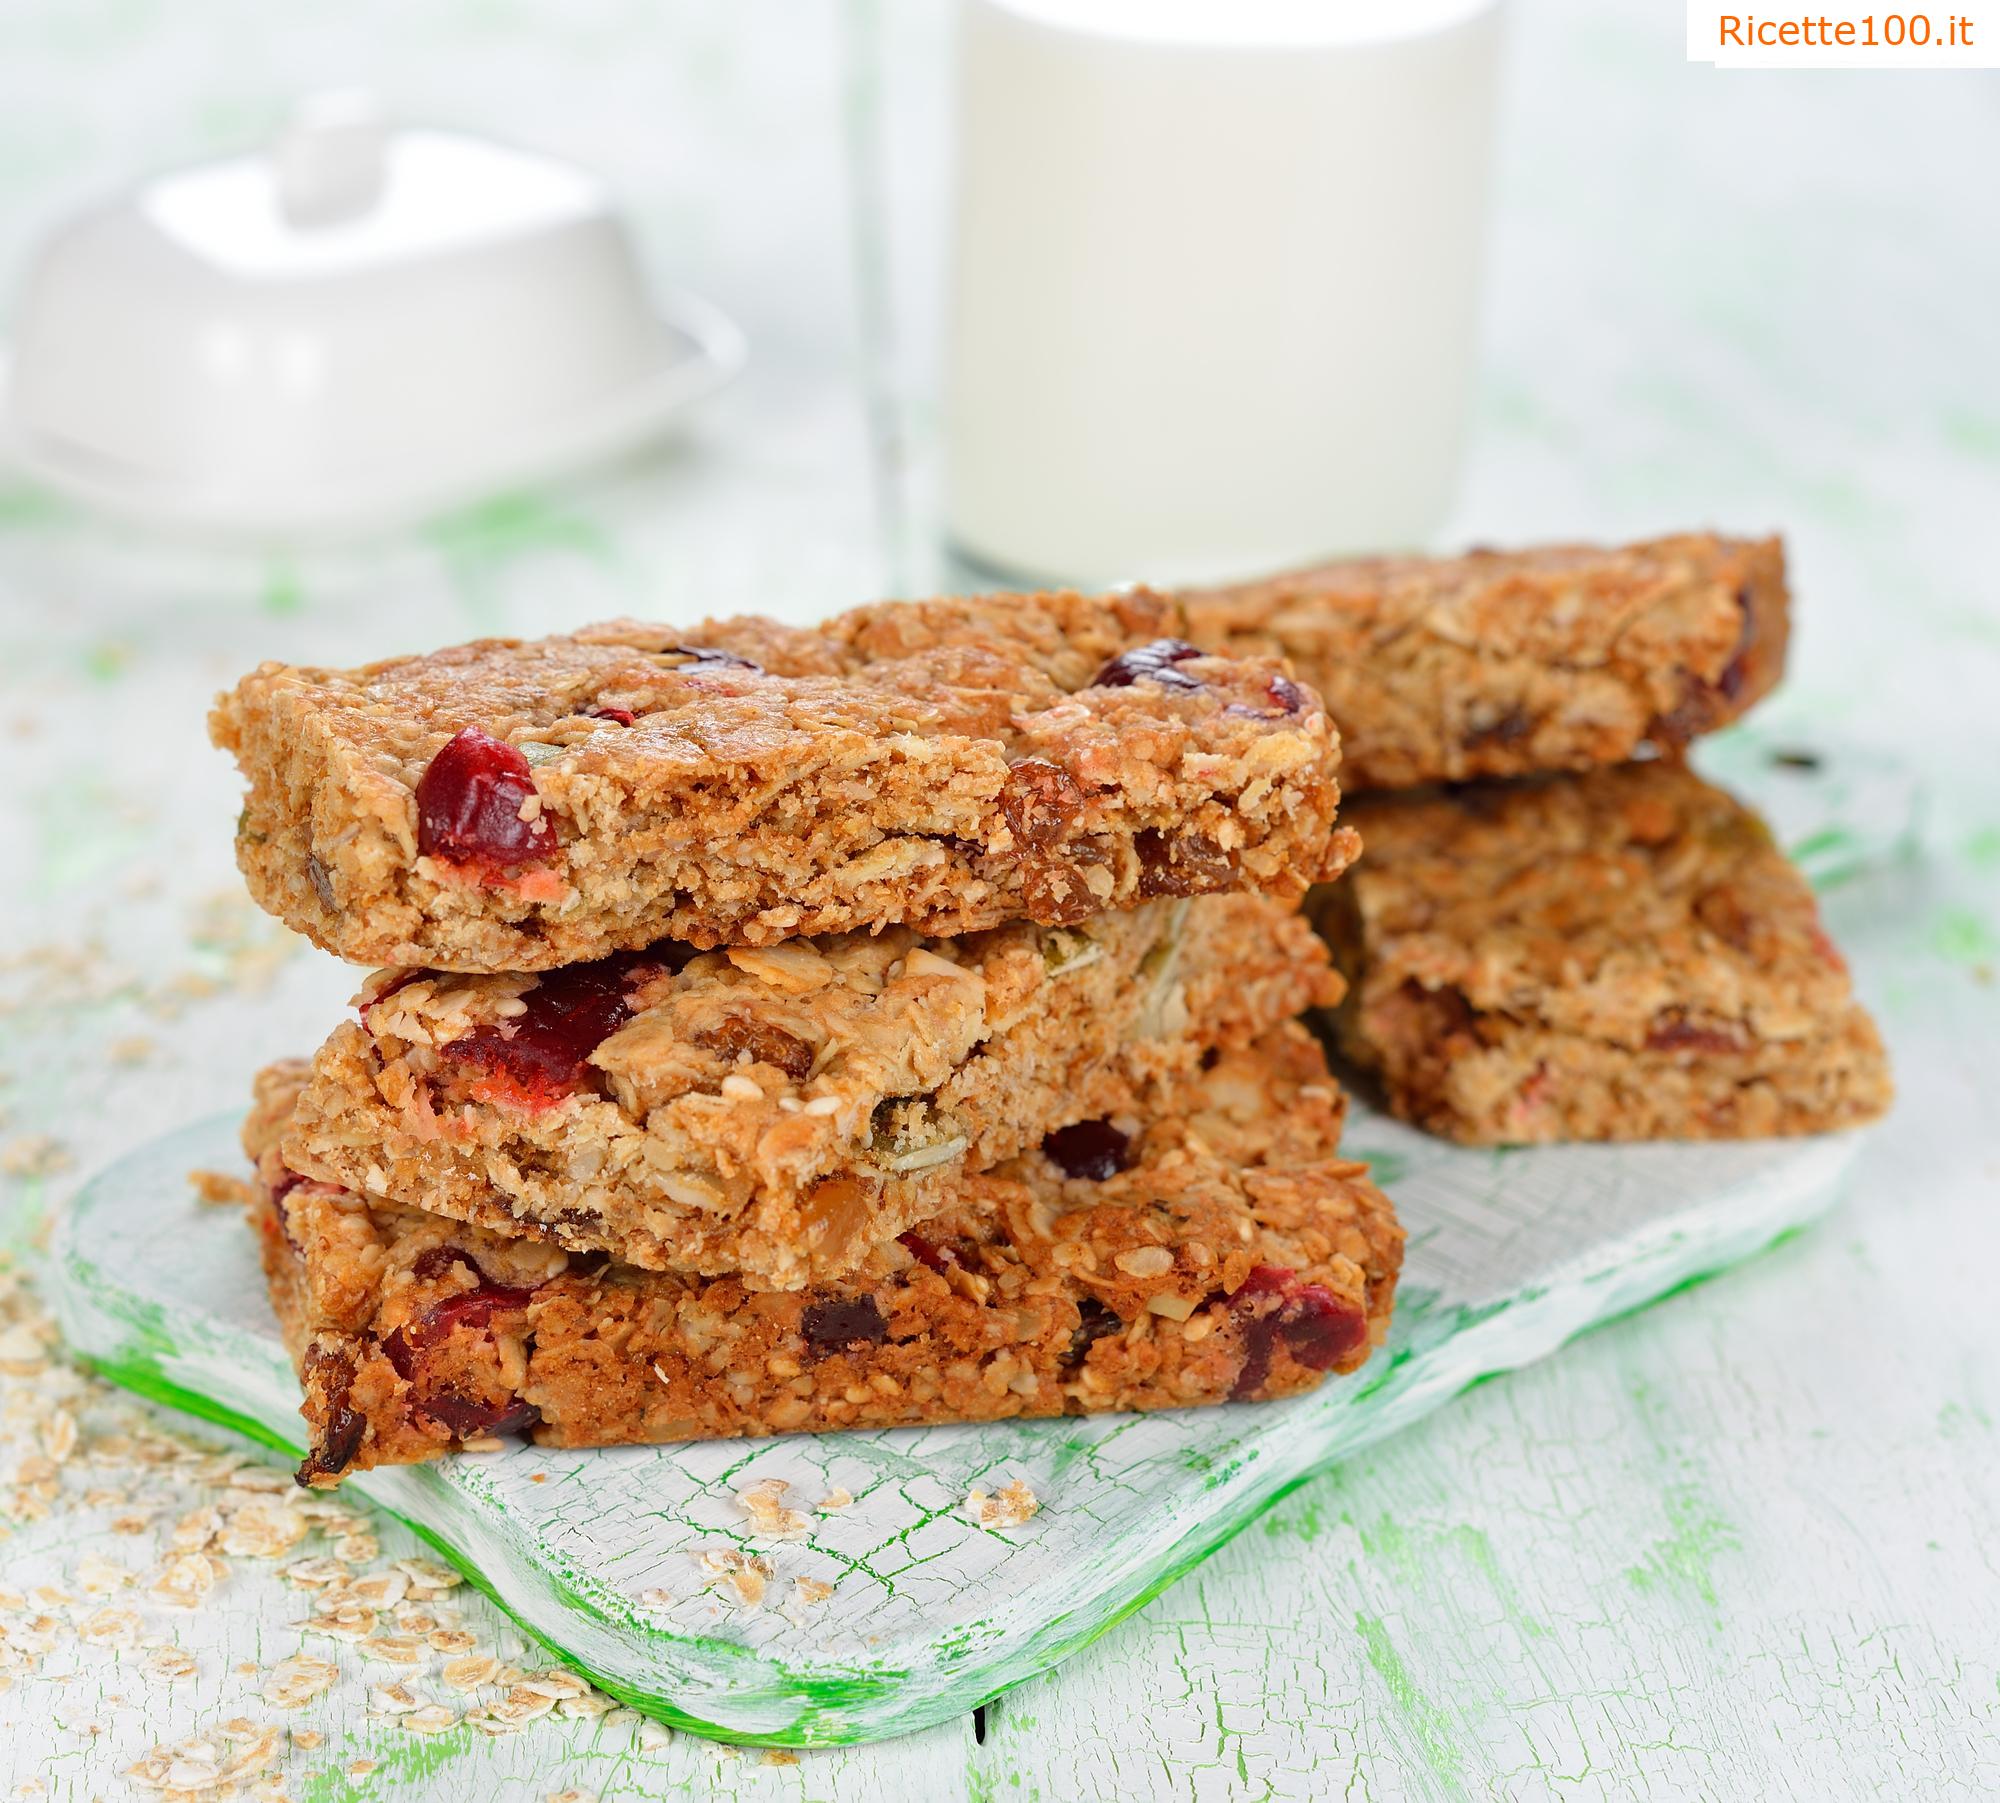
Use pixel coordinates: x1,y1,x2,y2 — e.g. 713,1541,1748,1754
942,0,1507,587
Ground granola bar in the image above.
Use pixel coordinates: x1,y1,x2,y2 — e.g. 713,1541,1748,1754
1175,532,1788,791
245,1028,1405,1485
1314,763,1892,1143
282,894,1341,1289
211,591,1357,972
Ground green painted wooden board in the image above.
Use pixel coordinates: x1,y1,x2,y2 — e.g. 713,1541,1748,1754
47,1107,1870,1745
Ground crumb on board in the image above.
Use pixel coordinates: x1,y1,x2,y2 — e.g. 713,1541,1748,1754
190,1169,257,1208
735,1477,811,1540
697,1546,774,1609
965,1479,1041,1530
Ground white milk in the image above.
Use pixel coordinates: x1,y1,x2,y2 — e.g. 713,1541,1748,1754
943,0,1507,586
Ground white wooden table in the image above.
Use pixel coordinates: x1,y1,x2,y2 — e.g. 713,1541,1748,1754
0,3,1995,1797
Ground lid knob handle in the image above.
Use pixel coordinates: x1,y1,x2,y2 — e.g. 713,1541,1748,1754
273,89,389,228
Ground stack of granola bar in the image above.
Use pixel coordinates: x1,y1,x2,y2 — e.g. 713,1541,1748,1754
211,591,1403,1485
1176,532,1895,1145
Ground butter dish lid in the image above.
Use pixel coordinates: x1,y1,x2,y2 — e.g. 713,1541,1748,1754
0,92,745,538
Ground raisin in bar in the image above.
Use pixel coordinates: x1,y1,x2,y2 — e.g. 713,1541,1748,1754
1314,763,1892,1144
246,1026,1405,1486
211,589,1357,972
283,894,1341,1291
1175,532,1789,791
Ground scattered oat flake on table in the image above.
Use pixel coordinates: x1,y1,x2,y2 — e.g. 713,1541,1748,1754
443,1653,500,1691
262,1654,339,1709
41,1408,77,1462
75,1553,132,1593
697,1546,773,1609
151,1550,225,1607
0,1135,71,1179
794,1576,836,1606
965,1479,1041,1529
220,1499,309,1558
125,1720,282,1794
735,1477,810,1539
816,1486,854,1512
402,1703,460,1734
282,1556,345,1588
0,1320,48,1371
346,1568,409,1608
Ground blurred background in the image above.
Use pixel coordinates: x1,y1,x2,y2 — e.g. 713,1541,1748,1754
0,0,1991,676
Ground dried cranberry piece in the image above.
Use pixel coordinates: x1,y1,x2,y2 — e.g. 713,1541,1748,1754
415,727,559,871
1092,638,1205,694
1276,1283,1370,1372
1225,673,1309,720
357,971,421,1026
442,950,652,1108
1062,1296,1123,1370
409,1281,536,1344
414,1391,541,1439
999,758,1084,850
1042,1120,1130,1182
801,1296,889,1357
589,705,637,726
381,1265,540,1441
380,1327,417,1381
410,1245,488,1285
387,1249,536,1369
898,1231,955,1275
1226,1264,1367,1400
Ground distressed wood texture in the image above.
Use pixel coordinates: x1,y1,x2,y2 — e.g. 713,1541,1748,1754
2,0,1998,1797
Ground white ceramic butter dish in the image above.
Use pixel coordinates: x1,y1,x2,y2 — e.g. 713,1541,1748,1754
0,92,745,538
